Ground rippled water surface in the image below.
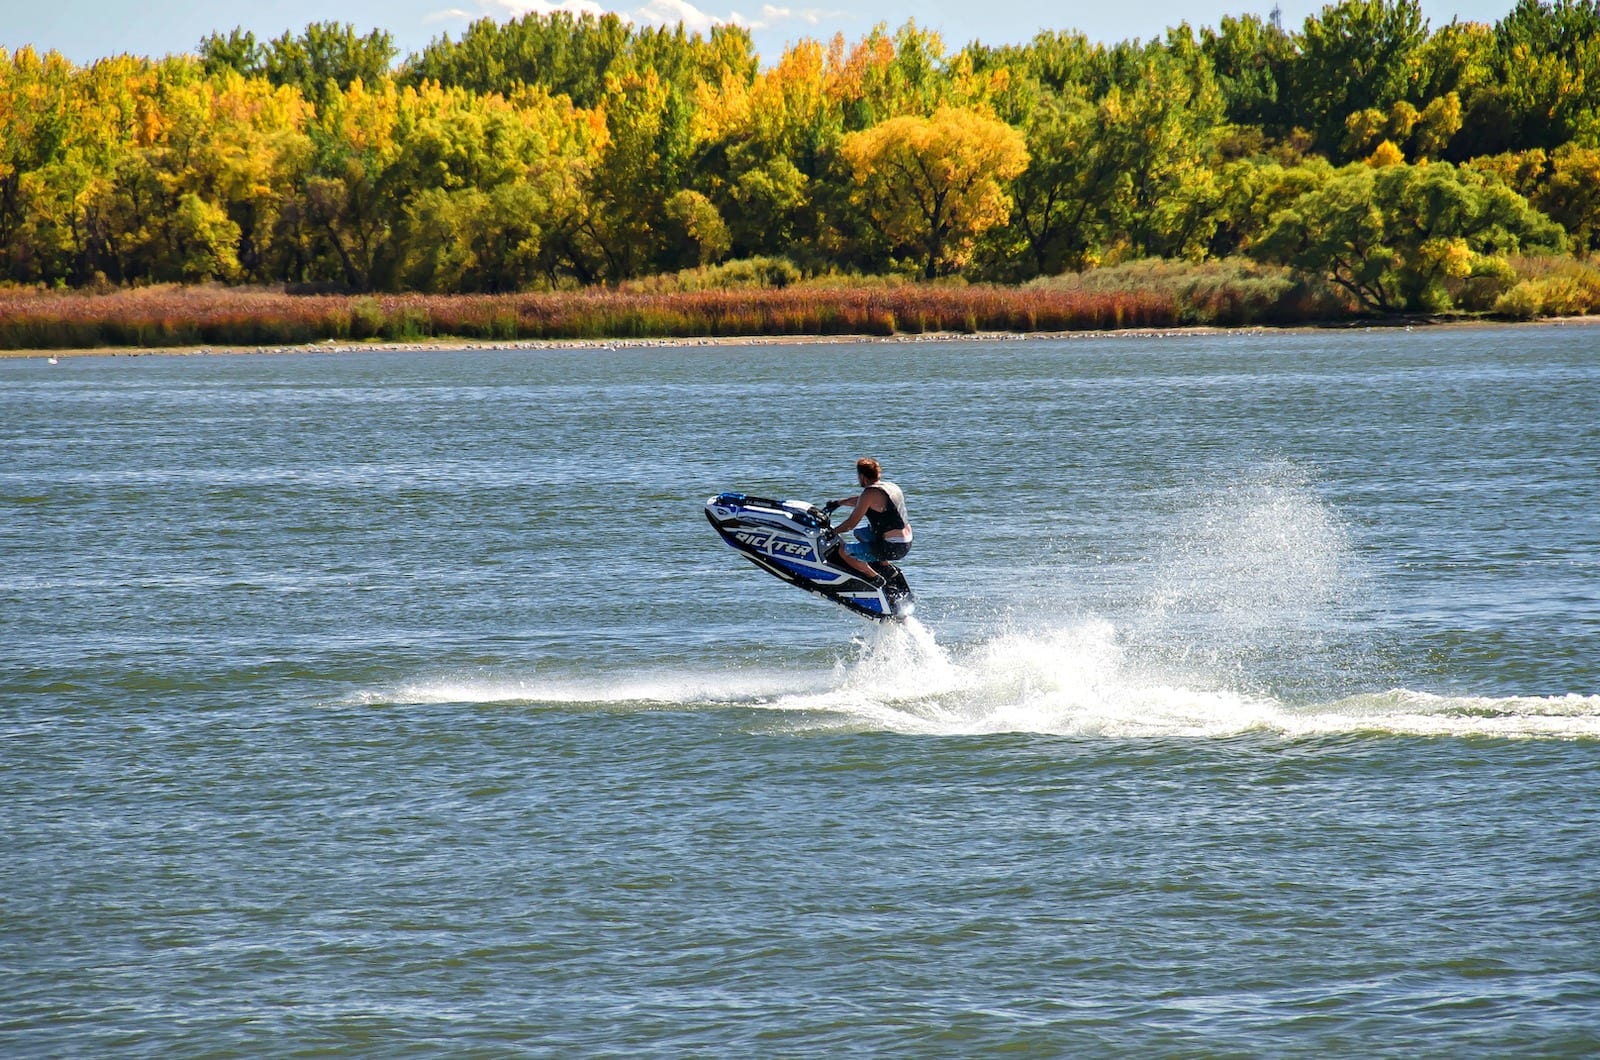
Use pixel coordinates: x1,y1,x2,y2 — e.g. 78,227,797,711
3,327,1599,1054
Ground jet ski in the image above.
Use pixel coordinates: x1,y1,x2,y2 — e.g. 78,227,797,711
704,491,914,621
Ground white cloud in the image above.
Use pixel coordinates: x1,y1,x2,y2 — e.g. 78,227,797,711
635,0,727,32
484,0,614,18
781,5,836,27
731,4,839,29
426,0,612,28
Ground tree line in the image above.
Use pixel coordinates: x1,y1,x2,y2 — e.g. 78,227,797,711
1,0,1597,313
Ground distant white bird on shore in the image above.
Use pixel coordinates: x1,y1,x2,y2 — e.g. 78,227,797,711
47,357,58,365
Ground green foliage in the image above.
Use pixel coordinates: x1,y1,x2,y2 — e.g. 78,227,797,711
398,184,543,293
1489,0,1600,150
1253,161,1565,312
1289,0,1431,157
1491,253,1600,316
4,4,1600,312
622,256,802,293
201,23,396,105
1200,14,1296,133
990,87,1103,277
661,190,731,269
1534,146,1600,253
403,12,627,105
169,192,243,281
400,14,754,106
1028,257,1348,324
198,30,265,79
575,69,698,282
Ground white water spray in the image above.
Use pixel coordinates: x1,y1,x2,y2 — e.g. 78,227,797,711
1127,463,1358,690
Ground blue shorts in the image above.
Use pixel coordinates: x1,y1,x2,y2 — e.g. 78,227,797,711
845,527,911,563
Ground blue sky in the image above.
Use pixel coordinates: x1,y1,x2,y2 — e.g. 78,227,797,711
7,0,1521,67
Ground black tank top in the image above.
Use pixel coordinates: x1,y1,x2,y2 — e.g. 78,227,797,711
864,480,909,536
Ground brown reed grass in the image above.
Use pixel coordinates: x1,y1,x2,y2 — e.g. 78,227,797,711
0,266,1362,351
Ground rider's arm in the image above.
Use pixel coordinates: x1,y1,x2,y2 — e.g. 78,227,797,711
832,488,877,534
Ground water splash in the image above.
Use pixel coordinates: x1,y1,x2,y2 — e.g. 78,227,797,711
758,620,1600,741
1145,465,1348,622
1122,463,1369,697
758,617,1282,737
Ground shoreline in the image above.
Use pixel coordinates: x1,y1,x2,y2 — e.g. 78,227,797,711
0,328,1240,359
3,316,1593,360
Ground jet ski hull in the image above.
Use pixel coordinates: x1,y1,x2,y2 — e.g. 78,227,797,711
705,492,914,621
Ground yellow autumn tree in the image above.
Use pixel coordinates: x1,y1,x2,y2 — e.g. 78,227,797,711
840,105,1027,278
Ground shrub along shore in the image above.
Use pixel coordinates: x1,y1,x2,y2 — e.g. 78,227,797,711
4,256,1596,353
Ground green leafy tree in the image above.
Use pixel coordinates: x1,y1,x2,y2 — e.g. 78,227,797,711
1491,0,1600,149
1287,0,1430,158
722,155,809,257
1415,19,1497,102
5,51,153,285
568,69,699,282
1200,13,1297,134
1256,160,1565,310
661,189,731,268
821,23,953,132
206,75,315,280
625,23,757,95
202,23,395,106
198,29,265,79
263,23,395,106
167,191,242,280
505,88,608,288
388,84,533,290
394,85,607,290
686,39,846,263
1207,157,1338,257
399,183,544,292
276,77,406,288
1095,35,1227,260
1006,30,1104,95
404,12,629,105
105,62,314,284
996,84,1108,275
0,49,75,280
1530,145,1600,254
402,15,753,107
964,35,1104,276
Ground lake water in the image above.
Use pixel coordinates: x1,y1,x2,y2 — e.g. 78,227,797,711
3,327,1598,1054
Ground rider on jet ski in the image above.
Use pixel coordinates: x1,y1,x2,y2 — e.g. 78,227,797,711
825,457,913,588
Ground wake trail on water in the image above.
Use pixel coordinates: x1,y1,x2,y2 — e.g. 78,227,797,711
359,616,1600,740
354,668,836,710
362,464,1600,740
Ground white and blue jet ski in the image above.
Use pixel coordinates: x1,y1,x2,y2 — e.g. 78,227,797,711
705,491,914,621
